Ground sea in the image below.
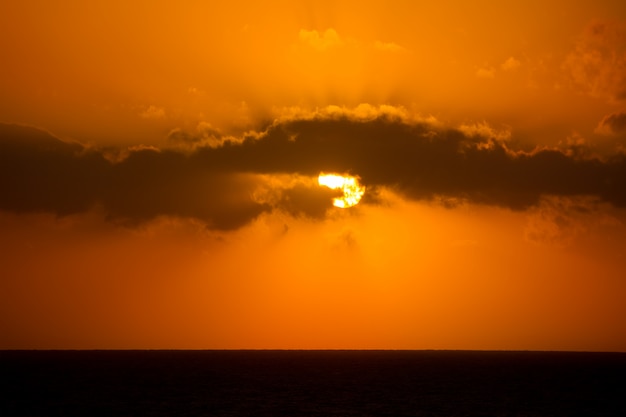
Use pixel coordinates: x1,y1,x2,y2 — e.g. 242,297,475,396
1,350,625,416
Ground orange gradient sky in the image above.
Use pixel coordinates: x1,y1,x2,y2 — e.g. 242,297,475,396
1,0,626,351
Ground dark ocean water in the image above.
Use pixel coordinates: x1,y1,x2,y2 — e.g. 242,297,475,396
1,350,625,417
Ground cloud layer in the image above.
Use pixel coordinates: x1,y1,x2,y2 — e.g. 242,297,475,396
2,109,626,229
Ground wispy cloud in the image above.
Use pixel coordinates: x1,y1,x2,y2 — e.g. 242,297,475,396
501,56,521,71
298,29,344,51
298,29,406,55
524,195,618,248
595,110,626,135
140,105,166,119
476,66,496,79
373,40,406,53
563,20,626,102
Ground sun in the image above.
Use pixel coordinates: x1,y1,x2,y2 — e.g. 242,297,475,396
318,172,365,208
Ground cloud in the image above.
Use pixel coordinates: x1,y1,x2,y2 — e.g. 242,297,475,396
298,29,344,51
0,124,268,229
373,41,406,53
298,30,406,55
187,87,204,96
524,196,619,247
230,109,626,210
271,103,432,125
140,105,166,119
2,109,626,230
168,122,227,149
501,57,521,71
476,66,495,79
563,20,626,102
458,121,512,149
251,174,342,220
557,133,596,159
595,111,626,135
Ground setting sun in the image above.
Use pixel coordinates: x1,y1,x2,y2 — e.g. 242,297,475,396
318,173,365,208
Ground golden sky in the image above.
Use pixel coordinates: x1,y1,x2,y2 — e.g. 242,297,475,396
2,0,626,351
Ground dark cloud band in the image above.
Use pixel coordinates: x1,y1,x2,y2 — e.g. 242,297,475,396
1,116,625,229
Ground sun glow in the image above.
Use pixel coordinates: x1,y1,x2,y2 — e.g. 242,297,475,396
318,173,365,208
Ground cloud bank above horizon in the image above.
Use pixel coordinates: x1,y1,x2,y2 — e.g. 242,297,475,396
2,105,625,231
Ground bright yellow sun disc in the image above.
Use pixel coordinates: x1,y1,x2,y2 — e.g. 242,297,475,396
318,172,365,208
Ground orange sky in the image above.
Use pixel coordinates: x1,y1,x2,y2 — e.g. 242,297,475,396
1,1,626,351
